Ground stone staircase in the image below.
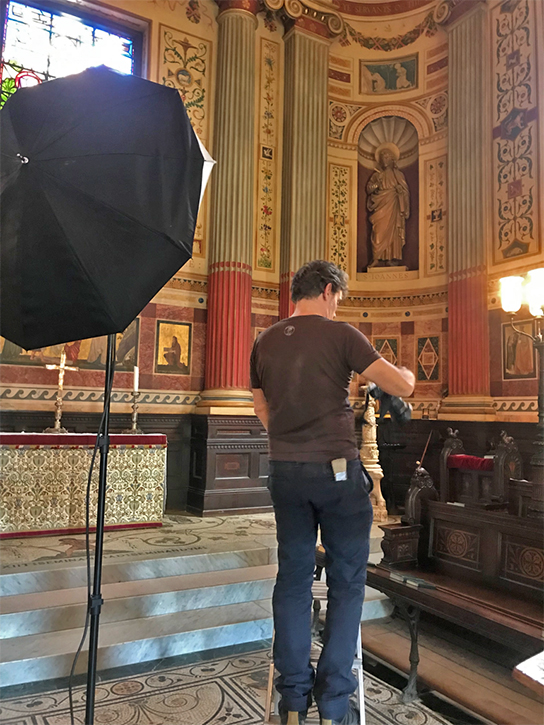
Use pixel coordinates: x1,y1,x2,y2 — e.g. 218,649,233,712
0,518,390,688
0,541,276,688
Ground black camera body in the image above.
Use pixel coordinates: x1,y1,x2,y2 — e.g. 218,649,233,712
367,383,412,425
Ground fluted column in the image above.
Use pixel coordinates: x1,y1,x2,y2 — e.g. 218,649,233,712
266,2,343,318
438,1,495,420
200,2,258,408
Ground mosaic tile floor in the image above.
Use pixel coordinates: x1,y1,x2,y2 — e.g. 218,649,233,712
0,647,453,725
0,514,278,572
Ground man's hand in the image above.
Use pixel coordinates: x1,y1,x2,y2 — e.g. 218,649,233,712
252,388,269,430
362,359,415,398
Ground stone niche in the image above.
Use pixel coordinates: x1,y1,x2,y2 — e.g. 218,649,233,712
357,115,419,273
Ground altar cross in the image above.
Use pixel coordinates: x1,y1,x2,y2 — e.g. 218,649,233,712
44,350,79,433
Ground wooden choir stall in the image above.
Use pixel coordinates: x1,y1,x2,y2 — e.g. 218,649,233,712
366,428,543,703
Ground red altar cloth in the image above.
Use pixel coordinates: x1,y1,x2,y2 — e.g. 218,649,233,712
0,433,167,447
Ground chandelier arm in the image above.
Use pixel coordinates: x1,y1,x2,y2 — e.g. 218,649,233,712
509,316,537,343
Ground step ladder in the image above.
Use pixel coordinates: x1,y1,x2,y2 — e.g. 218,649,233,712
264,580,366,725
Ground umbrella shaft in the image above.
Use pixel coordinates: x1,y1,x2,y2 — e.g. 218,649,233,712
85,334,116,725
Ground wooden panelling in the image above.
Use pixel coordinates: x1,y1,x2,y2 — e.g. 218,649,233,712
187,414,272,516
376,418,537,512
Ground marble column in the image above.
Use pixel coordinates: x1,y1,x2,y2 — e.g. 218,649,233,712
266,1,343,318
438,1,495,420
200,1,258,409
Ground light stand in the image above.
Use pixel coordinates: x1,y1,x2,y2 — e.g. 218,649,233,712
85,333,116,724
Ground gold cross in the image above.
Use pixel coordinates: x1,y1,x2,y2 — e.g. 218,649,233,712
44,350,79,433
45,350,78,390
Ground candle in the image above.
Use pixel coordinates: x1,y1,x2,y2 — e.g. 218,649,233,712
133,365,139,393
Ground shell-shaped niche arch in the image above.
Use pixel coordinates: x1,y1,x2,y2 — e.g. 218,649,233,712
358,116,418,170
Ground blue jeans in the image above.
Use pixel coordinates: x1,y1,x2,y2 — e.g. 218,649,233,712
268,458,373,721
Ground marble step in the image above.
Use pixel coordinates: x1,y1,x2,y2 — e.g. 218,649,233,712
0,599,274,688
0,540,274,596
1,564,277,639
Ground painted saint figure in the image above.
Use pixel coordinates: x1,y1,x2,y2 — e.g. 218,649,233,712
394,62,412,89
366,143,410,266
164,335,182,368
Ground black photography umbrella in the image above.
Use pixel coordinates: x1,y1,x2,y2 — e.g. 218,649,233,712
0,65,214,724
1,65,213,349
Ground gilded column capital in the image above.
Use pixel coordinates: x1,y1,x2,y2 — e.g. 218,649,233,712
434,0,487,27
264,0,344,38
215,0,260,19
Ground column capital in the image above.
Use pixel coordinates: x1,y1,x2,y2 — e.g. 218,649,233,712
215,0,260,18
264,0,344,39
434,0,487,28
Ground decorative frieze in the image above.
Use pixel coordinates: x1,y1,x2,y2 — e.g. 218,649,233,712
328,164,350,271
159,25,212,257
425,156,447,275
492,0,540,264
255,39,280,271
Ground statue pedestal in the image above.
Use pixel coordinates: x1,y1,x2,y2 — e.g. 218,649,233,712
361,267,418,283
367,265,407,273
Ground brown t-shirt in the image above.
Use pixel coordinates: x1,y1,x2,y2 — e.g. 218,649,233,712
250,315,381,462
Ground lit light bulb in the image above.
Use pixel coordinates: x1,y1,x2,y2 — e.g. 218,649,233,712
525,268,544,318
499,276,524,314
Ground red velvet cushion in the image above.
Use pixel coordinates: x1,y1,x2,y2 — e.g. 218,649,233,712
447,454,494,471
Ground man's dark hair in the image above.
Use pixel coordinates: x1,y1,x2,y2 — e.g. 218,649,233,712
291,260,349,303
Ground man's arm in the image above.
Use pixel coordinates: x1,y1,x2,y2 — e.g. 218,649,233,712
362,358,415,398
252,388,269,431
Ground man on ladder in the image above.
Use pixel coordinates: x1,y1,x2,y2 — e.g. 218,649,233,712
251,260,415,725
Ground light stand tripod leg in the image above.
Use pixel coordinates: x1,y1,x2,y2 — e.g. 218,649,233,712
85,333,116,725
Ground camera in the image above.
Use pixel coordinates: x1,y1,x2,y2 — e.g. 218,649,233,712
367,383,412,425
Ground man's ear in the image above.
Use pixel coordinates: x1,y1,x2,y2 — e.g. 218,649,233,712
323,282,333,299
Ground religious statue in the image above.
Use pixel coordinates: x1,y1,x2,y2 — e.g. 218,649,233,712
366,143,410,267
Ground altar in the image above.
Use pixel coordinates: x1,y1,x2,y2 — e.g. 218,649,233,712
0,433,167,538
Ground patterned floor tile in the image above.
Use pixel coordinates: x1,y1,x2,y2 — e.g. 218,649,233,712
0,648,452,725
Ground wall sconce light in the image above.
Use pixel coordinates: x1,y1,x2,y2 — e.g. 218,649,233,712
499,268,543,518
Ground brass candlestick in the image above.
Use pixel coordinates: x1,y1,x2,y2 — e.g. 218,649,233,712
123,390,143,434
44,351,78,433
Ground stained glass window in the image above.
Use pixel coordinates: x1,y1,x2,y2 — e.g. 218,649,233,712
1,1,137,108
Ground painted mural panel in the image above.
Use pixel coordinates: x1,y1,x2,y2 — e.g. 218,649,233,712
360,55,418,95
492,0,540,263
0,320,139,371
255,38,280,272
425,156,447,275
502,320,536,380
417,336,440,381
159,25,212,257
155,320,192,375
373,338,398,366
328,164,350,272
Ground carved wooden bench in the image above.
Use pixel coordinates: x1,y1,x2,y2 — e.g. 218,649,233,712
439,428,523,508
365,449,543,703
